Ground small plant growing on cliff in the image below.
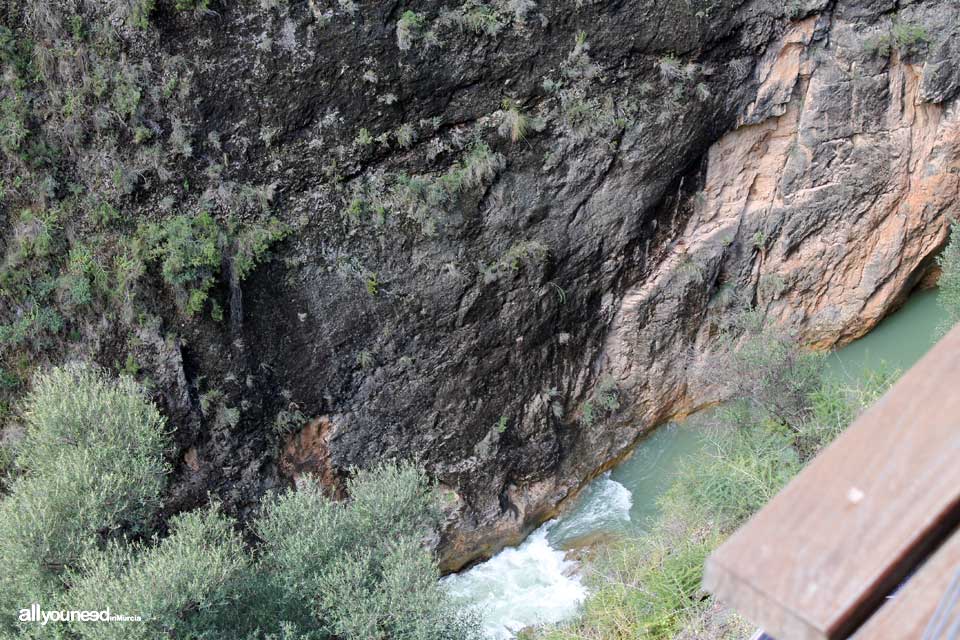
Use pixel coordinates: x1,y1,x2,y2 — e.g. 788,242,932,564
356,350,375,369
231,217,288,281
658,55,685,82
396,11,425,51
677,253,705,284
502,240,549,271
175,0,212,13
694,82,711,102
864,21,930,58
355,127,373,146
273,406,307,437
752,230,767,250
499,98,529,142
579,375,620,426
758,273,788,301
461,141,506,188
498,98,545,143
365,272,379,296
440,1,504,36
547,281,567,304
395,123,416,148
891,22,930,55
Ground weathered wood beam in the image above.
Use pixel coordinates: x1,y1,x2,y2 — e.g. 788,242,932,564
703,324,960,640
851,527,960,639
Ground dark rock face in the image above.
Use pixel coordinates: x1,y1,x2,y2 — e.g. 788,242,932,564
2,0,957,570
208,0,784,567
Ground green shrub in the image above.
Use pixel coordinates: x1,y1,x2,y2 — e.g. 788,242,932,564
442,1,504,36
316,536,479,640
138,213,286,317
347,141,504,237
231,217,288,281
663,420,800,532
891,22,930,55
61,244,108,307
538,535,717,640
579,375,620,426
16,364,169,490
864,21,930,58
175,0,212,12
67,505,250,640
0,364,169,633
938,219,960,332
396,11,425,51
708,309,824,430
254,464,479,639
0,304,63,348
139,212,222,317
799,368,894,460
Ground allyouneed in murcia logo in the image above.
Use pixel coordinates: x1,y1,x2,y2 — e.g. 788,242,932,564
18,604,142,625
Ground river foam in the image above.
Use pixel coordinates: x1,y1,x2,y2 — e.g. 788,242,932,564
443,474,632,639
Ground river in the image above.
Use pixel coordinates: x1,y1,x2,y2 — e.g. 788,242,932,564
443,288,947,639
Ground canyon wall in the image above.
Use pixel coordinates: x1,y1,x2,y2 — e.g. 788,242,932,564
1,0,957,570
604,3,960,447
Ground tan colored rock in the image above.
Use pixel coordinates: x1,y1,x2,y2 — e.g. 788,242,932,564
604,12,959,431
279,416,345,498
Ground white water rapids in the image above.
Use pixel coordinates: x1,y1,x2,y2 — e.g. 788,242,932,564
442,474,632,639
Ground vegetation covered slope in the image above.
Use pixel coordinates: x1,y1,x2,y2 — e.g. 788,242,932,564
0,364,477,639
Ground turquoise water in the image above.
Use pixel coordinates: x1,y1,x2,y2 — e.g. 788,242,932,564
448,288,948,638
826,287,946,383
609,423,705,527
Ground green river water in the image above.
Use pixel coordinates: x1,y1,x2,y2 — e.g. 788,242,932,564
609,287,948,532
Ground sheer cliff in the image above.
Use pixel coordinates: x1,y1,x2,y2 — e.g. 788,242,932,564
0,0,956,570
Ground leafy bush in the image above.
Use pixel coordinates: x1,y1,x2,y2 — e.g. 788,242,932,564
16,364,169,490
441,1,504,36
347,141,504,237
707,309,824,430
0,364,169,634
174,0,212,13
891,22,930,55
254,465,478,639
396,11,426,51
938,219,960,332
535,535,717,640
138,212,223,317
664,419,800,532
67,506,250,640
232,217,288,281
864,21,930,58
138,213,285,318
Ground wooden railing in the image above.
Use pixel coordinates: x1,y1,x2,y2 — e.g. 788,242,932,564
703,325,960,639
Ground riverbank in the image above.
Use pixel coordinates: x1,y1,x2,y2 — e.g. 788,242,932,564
447,288,948,639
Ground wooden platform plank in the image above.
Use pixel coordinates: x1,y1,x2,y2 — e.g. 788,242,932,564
851,528,960,639
703,325,960,640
